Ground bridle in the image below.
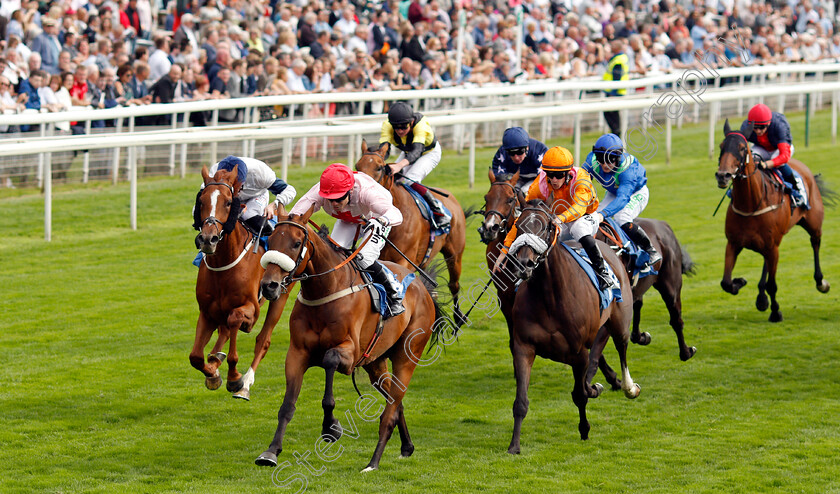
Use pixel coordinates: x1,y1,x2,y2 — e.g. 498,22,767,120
479,181,521,242
512,206,559,269
196,181,239,243
721,132,782,216
359,151,394,187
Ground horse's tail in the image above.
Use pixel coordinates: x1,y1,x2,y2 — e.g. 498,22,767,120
420,260,454,349
679,243,697,277
815,173,839,209
463,204,481,226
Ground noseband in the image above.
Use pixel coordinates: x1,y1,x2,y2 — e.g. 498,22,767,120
511,206,558,267
262,220,312,291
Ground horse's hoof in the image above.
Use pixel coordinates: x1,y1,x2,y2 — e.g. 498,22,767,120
681,346,697,362
732,278,747,294
227,378,245,393
592,382,604,397
769,311,783,323
205,372,222,390
207,352,227,365
232,388,250,401
756,294,769,312
507,445,521,455
324,421,341,441
631,332,651,346
817,280,830,293
255,451,277,467
400,444,415,458
624,383,641,399
361,465,377,473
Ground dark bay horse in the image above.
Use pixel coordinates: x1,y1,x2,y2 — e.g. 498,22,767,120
503,200,640,453
716,119,830,322
355,139,467,320
255,206,441,472
597,218,697,361
191,165,293,400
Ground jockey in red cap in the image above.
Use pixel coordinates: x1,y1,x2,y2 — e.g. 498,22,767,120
290,163,406,315
740,104,805,207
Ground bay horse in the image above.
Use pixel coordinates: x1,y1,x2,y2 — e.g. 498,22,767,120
716,119,830,322
596,218,697,361
355,139,467,321
255,206,442,472
191,164,293,400
503,200,640,453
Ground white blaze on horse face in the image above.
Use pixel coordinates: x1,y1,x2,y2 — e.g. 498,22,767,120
209,189,221,219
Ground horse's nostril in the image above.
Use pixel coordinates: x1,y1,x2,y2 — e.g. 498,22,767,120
491,224,500,232
268,281,279,290
210,235,220,244
526,259,536,269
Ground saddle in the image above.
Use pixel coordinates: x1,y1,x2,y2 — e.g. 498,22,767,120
598,218,658,285
763,167,809,209
399,181,452,235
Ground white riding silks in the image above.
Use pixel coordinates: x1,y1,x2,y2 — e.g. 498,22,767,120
509,233,549,256
260,250,296,271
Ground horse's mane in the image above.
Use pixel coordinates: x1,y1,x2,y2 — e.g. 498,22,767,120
494,173,516,182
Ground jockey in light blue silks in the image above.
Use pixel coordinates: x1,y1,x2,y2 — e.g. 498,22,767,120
582,133,662,267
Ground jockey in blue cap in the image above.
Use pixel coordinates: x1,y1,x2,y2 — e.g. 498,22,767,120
206,155,297,235
490,126,549,190
582,133,661,267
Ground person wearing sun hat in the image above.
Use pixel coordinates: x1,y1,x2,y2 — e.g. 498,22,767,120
497,146,617,291
289,163,406,315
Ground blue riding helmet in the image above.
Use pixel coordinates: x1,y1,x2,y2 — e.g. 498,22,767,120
217,155,248,184
502,127,530,150
593,133,624,165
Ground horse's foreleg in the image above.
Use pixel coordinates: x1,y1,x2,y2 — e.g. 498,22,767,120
362,353,419,472
320,341,354,442
721,241,747,294
443,247,464,325
611,324,641,400
255,346,310,467
190,313,224,389
571,363,591,441
234,287,294,401
507,341,536,454
224,325,242,391
598,355,622,390
756,261,769,312
765,247,783,322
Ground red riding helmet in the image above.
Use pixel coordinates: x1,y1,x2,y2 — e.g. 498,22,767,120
319,163,355,199
748,103,772,126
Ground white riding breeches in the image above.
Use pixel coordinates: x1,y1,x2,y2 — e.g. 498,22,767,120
397,141,442,182
752,144,795,162
558,213,600,242
240,191,270,221
331,219,391,269
598,185,650,226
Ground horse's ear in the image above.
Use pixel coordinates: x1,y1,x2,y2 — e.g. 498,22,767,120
201,165,212,184
723,118,731,136
510,170,520,185
744,121,754,137
295,204,315,225
361,138,369,154
378,142,390,158
516,187,527,207
488,167,496,183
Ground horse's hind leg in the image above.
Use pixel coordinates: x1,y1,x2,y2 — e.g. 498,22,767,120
611,327,641,399
442,241,465,324
507,341,536,454
570,363,591,440
764,246,783,322
321,344,354,442
654,279,696,361
799,216,830,293
721,241,747,294
584,326,610,397
598,355,622,390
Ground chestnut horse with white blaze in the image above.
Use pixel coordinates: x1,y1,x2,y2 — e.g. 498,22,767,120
191,165,293,400
716,119,831,322
255,206,442,472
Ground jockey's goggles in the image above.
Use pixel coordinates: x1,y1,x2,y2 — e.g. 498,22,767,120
392,122,411,130
753,124,769,131
594,150,622,165
545,170,568,180
327,192,350,203
507,147,527,156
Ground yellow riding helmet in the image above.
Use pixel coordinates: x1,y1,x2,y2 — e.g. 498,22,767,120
542,146,574,173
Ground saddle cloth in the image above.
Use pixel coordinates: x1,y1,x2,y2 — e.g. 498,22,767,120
603,217,658,282
561,243,623,311
400,181,453,235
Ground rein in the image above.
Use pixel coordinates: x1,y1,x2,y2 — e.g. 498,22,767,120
204,236,256,271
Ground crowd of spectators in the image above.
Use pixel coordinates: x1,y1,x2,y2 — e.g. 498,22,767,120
0,0,839,131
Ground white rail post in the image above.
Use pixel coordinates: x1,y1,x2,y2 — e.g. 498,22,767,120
168,112,177,176
44,147,51,241
37,122,45,189
574,113,581,163
210,109,219,164
468,124,476,189
242,106,251,156
130,139,137,231
112,116,124,183
832,90,838,146
737,74,745,115
665,117,672,166
180,113,189,178
708,101,717,159
82,120,92,183
300,104,309,168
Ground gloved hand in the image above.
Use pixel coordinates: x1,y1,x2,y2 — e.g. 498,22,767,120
364,217,389,239
589,212,604,225
756,157,769,170
275,185,297,206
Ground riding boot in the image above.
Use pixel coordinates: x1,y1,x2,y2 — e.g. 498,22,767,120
368,261,405,317
580,235,618,292
422,190,450,229
621,222,662,267
244,215,274,236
